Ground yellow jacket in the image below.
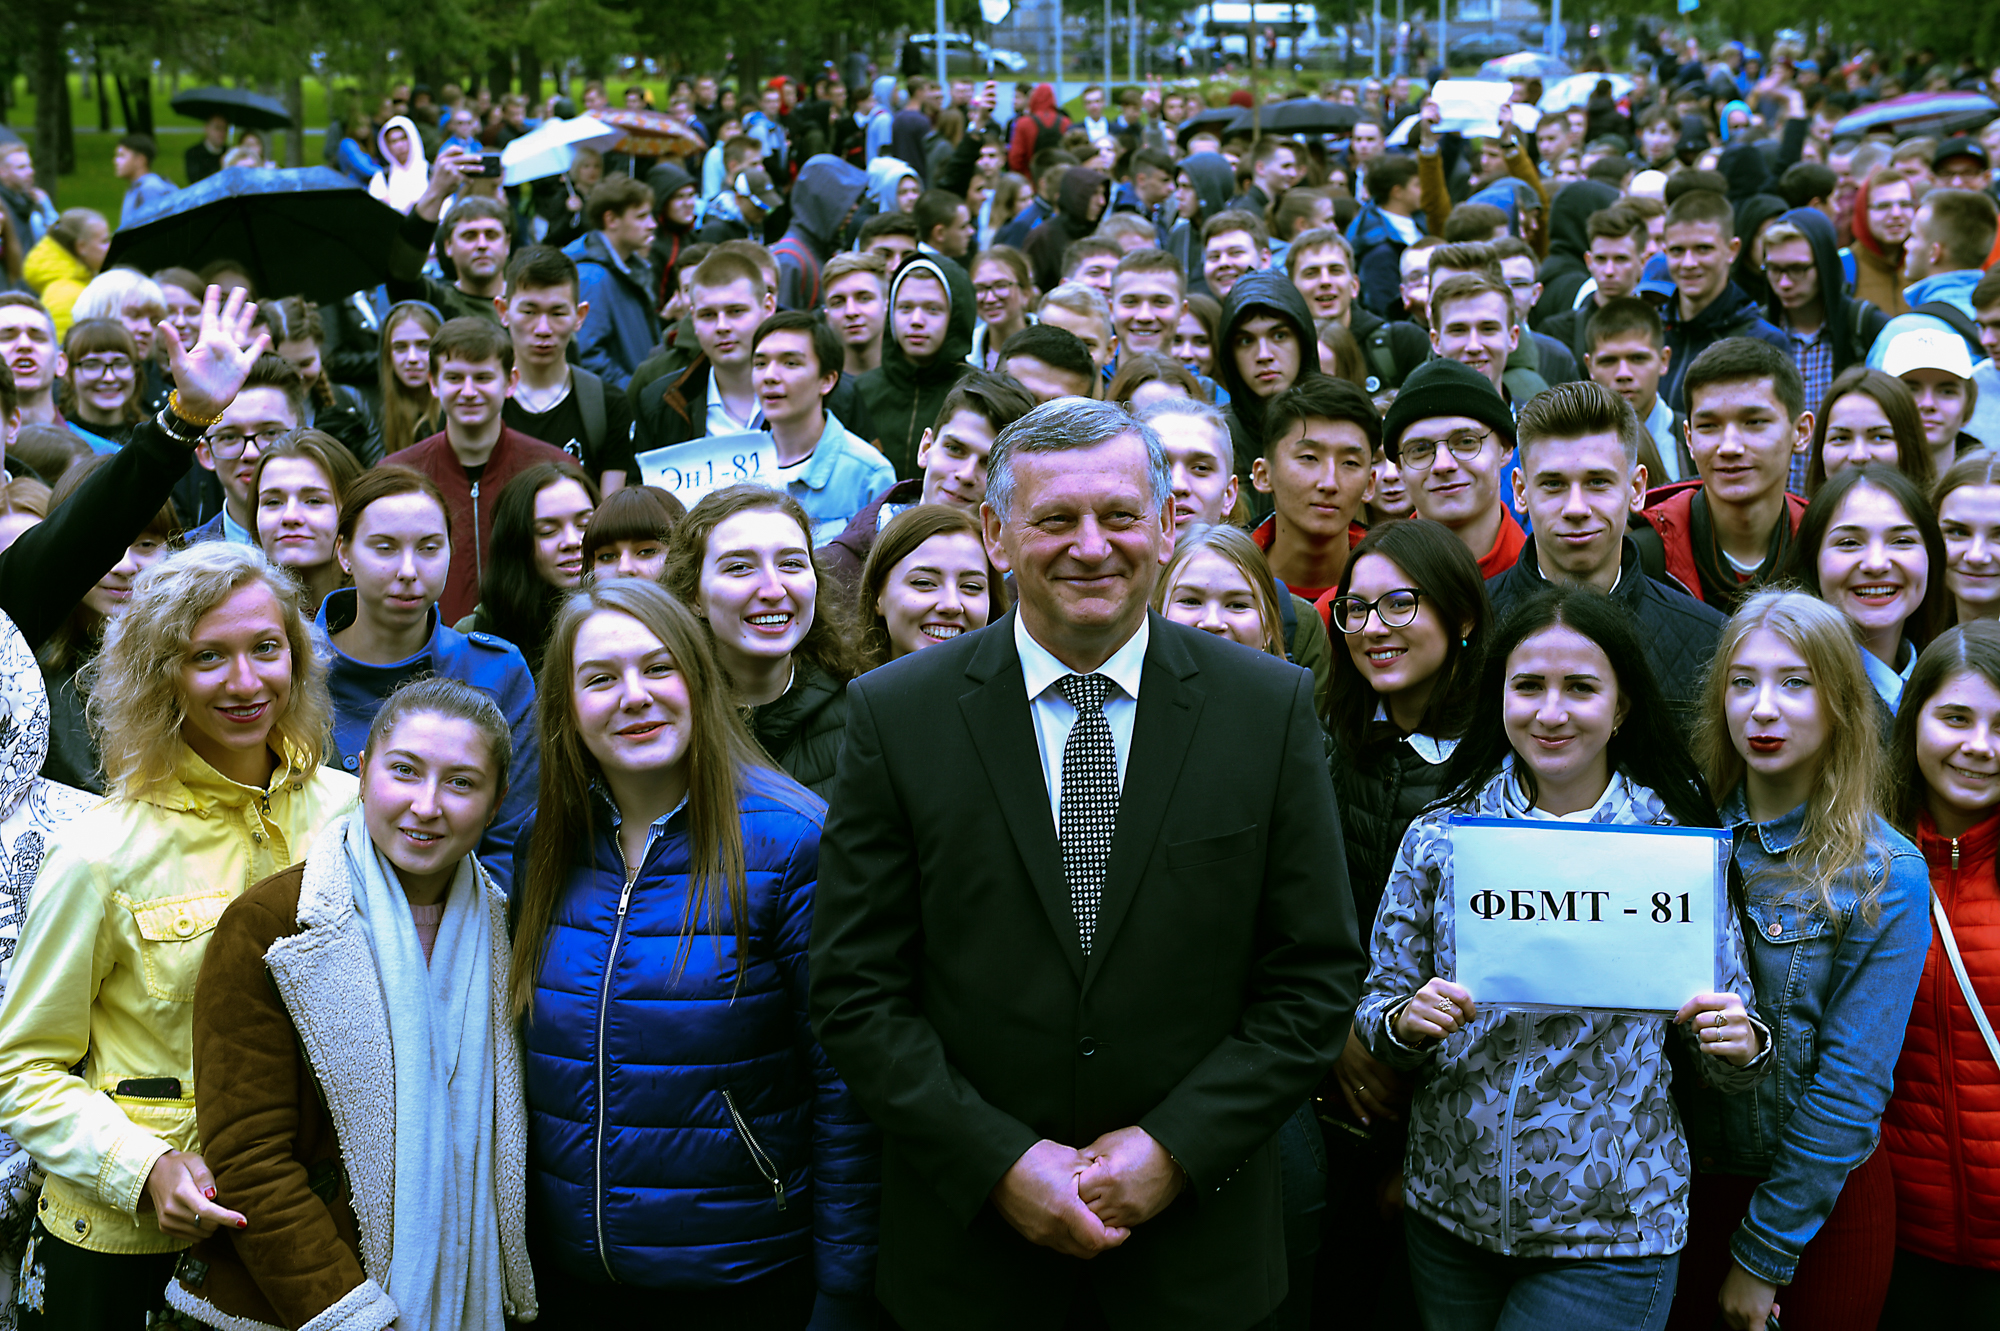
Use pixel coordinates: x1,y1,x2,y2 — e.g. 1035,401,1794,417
22,236,90,340
0,745,354,1255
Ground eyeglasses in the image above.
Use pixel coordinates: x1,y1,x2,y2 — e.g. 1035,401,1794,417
206,426,290,459
74,356,134,379
1398,428,1492,470
1330,588,1427,634
973,281,1017,299
1762,261,1814,282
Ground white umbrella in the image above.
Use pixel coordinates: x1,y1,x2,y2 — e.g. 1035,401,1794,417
1538,72,1635,112
500,114,622,186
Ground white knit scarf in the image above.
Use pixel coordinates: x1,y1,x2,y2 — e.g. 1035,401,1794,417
342,811,505,1330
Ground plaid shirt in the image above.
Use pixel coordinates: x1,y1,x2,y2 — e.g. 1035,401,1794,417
1785,321,1834,495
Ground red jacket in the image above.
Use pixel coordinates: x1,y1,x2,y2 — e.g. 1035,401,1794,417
1882,811,2000,1270
1639,479,1808,606
1008,84,1070,176
382,426,574,625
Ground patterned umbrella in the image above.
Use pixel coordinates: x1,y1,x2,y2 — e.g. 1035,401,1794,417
593,108,706,159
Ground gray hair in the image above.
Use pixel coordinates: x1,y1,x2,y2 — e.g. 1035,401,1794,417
985,398,1172,522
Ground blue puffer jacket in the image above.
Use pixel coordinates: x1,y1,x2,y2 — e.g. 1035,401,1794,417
313,588,540,892
520,769,879,1294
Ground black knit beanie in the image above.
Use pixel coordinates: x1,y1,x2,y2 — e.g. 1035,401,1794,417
1381,358,1517,462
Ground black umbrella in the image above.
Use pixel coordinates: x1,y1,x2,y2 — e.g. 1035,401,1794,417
1176,104,1249,149
170,86,294,131
105,167,401,303
1253,99,1362,135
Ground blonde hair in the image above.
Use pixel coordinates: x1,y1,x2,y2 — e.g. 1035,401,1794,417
1694,589,1888,921
87,543,331,796
1038,280,1114,340
1151,523,1287,656
72,268,167,325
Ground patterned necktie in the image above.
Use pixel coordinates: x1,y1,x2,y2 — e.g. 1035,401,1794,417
1057,673,1118,955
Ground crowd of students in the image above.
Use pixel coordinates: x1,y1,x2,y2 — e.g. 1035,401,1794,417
0,36,1996,1331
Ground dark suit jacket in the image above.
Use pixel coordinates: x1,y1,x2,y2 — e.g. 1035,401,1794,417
810,610,1362,1330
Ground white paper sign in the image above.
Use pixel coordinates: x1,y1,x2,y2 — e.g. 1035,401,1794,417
1449,817,1727,1013
1386,79,1542,146
634,431,774,505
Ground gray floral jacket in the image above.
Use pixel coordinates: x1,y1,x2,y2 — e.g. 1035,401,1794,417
1355,764,1769,1260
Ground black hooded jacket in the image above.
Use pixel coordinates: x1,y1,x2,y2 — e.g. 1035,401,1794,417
855,255,976,479
1023,167,1109,296
1764,205,1886,379
1533,180,1621,326
1215,271,1323,507
644,161,698,304
1168,153,1237,291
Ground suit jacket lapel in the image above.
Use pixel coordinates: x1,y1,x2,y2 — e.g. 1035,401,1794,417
1084,614,1202,987
959,611,1086,981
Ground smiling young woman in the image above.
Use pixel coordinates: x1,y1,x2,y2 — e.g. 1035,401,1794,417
857,504,1003,670
1877,622,2000,1326
250,429,364,618
0,544,354,1330
1666,590,1929,1331
1934,449,2000,626
664,485,858,797
1782,463,1948,715
1354,584,1764,1331
509,579,877,1328
173,677,536,1330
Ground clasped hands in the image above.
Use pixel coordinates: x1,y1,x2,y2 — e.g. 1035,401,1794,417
990,1127,1185,1260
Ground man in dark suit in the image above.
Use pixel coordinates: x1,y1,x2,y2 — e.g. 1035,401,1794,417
810,398,1363,1329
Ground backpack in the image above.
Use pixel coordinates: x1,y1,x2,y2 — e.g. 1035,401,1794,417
770,235,822,309
1274,579,1300,661
1361,324,1401,395
1029,113,1068,165
572,365,607,466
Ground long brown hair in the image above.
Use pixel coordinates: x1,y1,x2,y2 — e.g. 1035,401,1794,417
856,503,1007,668
662,484,858,687
510,580,785,1016
1807,367,1932,496
377,301,442,452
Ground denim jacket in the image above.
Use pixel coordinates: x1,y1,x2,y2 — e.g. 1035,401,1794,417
1679,788,1931,1285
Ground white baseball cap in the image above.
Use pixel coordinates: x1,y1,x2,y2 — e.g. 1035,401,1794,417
1881,324,1975,381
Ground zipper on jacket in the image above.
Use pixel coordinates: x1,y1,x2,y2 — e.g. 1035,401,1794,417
591,868,640,1281
1953,837,1961,870
470,479,483,591
721,1088,788,1212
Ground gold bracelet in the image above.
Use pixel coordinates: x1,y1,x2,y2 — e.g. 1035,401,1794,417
167,389,224,429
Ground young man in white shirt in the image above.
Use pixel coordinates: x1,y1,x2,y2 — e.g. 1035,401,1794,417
631,249,777,456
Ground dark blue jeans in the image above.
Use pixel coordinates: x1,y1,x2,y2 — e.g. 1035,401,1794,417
1404,1212,1680,1331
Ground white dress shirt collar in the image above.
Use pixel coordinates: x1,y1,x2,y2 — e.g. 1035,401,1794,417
1015,609,1149,706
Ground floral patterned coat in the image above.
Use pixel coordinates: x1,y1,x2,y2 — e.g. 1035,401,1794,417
1355,764,1769,1260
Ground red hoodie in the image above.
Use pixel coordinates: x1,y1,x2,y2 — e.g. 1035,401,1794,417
1008,83,1070,176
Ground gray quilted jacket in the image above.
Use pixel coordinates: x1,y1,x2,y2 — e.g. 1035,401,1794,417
1356,763,1768,1260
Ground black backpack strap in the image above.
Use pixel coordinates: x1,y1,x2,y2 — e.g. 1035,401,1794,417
1362,326,1398,394
573,366,606,464
1628,517,1669,585
1274,578,1299,661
